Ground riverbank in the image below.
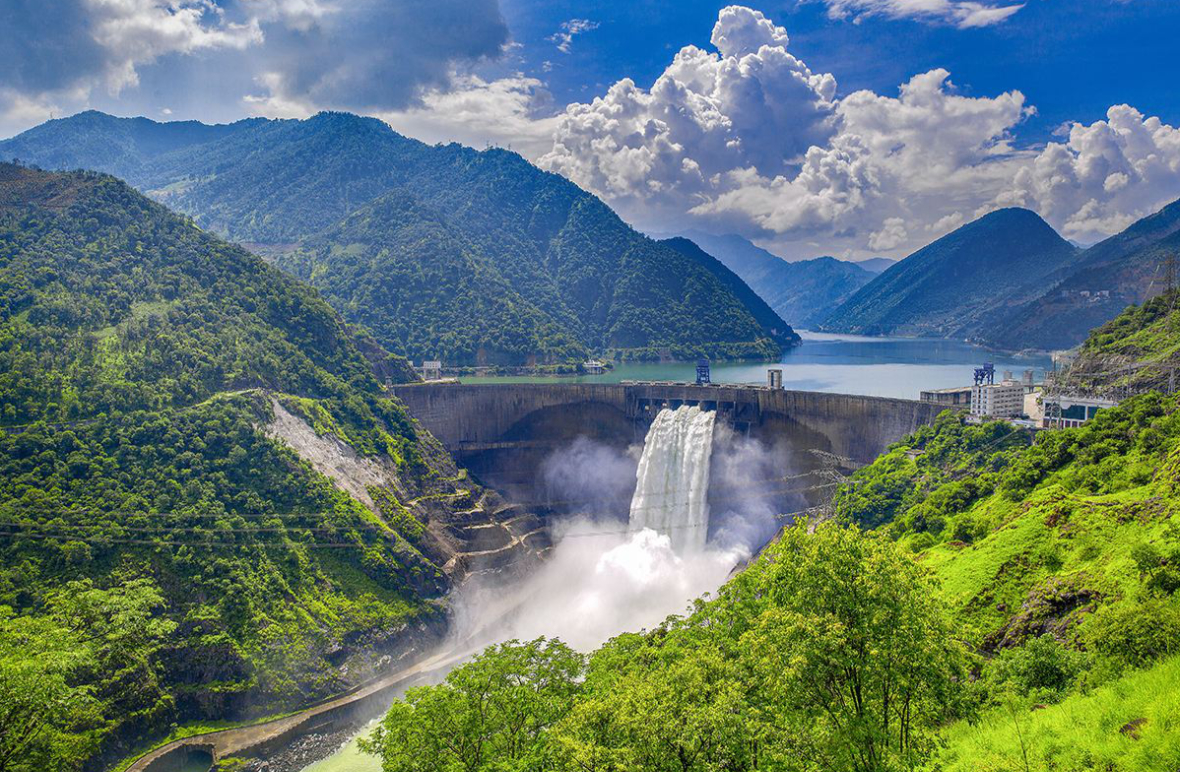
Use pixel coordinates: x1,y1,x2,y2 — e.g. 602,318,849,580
122,642,459,772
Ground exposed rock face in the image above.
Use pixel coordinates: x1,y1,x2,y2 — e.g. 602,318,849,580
263,397,548,584
982,575,1101,651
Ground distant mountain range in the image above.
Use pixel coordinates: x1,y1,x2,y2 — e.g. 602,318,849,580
656,230,893,328
855,257,898,274
0,111,796,365
819,208,1080,339
818,201,1180,352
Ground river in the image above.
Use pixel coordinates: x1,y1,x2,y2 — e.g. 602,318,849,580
460,332,1053,399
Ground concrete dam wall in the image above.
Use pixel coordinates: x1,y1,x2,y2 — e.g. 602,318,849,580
392,382,948,512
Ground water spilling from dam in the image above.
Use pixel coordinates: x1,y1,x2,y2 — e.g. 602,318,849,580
629,405,716,554
295,404,821,771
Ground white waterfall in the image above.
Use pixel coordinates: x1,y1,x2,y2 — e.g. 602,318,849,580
629,405,716,554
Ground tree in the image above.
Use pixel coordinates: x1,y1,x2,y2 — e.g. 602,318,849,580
362,638,584,772
47,579,178,738
720,522,968,772
553,631,755,772
0,609,99,772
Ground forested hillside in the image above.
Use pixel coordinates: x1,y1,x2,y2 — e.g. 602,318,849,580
0,112,796,365
821,208,1079,337
981,198,1180,352
0,164,518,771
1049,288,1180,396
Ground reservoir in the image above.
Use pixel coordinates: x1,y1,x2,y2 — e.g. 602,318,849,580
461,332,1054,400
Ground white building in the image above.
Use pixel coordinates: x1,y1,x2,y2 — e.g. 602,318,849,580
971,381,1026,418
421,360,443,381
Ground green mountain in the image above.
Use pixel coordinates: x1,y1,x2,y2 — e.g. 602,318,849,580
981,198,1180,352
658,236,797,337
0,164,536,769
666,230,879,328
0,111,797,365
1049,287,1180,396
0,109,260,183
820,208,1080,337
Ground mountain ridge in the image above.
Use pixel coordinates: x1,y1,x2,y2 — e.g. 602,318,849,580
0,111,797,365
820,207,1080,338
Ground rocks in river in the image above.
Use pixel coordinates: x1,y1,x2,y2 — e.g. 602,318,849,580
240,728,357,772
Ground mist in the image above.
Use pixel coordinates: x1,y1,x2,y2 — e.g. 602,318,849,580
449,418,796,653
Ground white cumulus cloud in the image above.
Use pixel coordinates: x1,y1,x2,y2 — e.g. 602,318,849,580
541,9,1038,257
539,7,1180,259
540,6,838,230
998,105,1180,244
378,74,561,159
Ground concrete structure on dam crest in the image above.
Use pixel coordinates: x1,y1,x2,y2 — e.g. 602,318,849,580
392,382,948,504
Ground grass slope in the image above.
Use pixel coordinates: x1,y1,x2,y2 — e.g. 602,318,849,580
933,653,1180,771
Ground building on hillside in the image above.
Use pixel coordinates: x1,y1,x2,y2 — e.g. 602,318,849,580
920,386,973,407
582,359,606,374
767,368,783,389
1041,395,1120,429
971,380,1026,418
421,360,443,381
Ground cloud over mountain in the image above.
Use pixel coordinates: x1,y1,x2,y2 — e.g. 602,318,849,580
999,105,1180,244
540,7,839,228
0,0,511,129
540,6,1180,259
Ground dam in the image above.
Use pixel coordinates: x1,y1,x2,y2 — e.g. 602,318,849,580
392,381,947,514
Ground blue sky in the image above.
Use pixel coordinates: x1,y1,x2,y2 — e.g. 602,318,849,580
2,0,1179,258
500,0,1180,144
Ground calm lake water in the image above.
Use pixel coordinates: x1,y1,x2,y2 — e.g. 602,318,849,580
462,331,1054,400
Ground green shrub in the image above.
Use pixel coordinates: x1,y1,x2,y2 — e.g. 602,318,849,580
1084,597,1180,669
984,635,1088,704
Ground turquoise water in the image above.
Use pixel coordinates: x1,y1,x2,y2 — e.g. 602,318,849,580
461,332,1053,400
301,732,381,772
